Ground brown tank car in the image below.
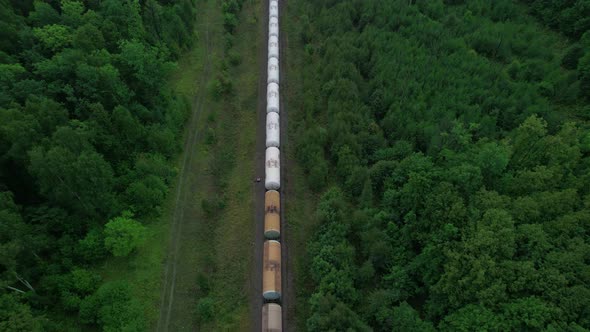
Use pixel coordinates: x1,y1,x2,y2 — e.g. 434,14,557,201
263,240,281,300
264,190,281,239
262,303,282,332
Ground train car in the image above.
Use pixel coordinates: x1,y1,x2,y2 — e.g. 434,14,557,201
262,303,282,332
267,82,279,114
264,190,280,239
269,35,279,59
269,0,279,19
269,16,279,38
265,147,280,190
263,240,282,300
266,112,280,148
268,57,279,84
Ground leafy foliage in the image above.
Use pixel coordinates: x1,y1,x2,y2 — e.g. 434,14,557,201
292,0,590,330
0,0,195,328
523,0,590,39
104,212,146,257
79,281,145,331
0,294,44,332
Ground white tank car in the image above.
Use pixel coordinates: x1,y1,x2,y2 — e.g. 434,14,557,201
265,147,280,190
267,82,279,114
266,112,280,148
269,0,279,19
262,303,282,331
268,57,279,84
268,35,279,59
269,16,279,38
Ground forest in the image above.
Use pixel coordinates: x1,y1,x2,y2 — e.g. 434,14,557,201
0,0,195,330
290,0,590,331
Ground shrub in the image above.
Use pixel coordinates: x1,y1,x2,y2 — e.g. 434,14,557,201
79,281,146,331
103,212,146,257
196,297,215,323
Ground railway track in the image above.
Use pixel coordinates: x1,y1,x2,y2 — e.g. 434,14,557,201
259,0,288,331
252,0,270,330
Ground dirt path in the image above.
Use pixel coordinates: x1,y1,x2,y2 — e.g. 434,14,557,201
156,20,212,332
252,0,269,330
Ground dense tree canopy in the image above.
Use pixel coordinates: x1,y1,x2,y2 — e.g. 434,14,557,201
291,0,590,330
0,0,194,329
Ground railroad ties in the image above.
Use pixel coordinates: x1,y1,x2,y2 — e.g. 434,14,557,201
262,0,283,331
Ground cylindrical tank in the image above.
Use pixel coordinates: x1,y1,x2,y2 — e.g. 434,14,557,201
267,82,279,114
263,240,281,300
269,1,279,19
265,147,280,190
268,57,279,85
264,190,280,239
268,35,279,60
262,303,282,332
269,16,279,38
266,112,280,148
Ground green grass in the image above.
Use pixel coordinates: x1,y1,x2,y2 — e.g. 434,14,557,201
195,1,261,330
98,219,169,321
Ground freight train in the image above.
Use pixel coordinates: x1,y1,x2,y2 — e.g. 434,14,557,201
262,0,283,331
